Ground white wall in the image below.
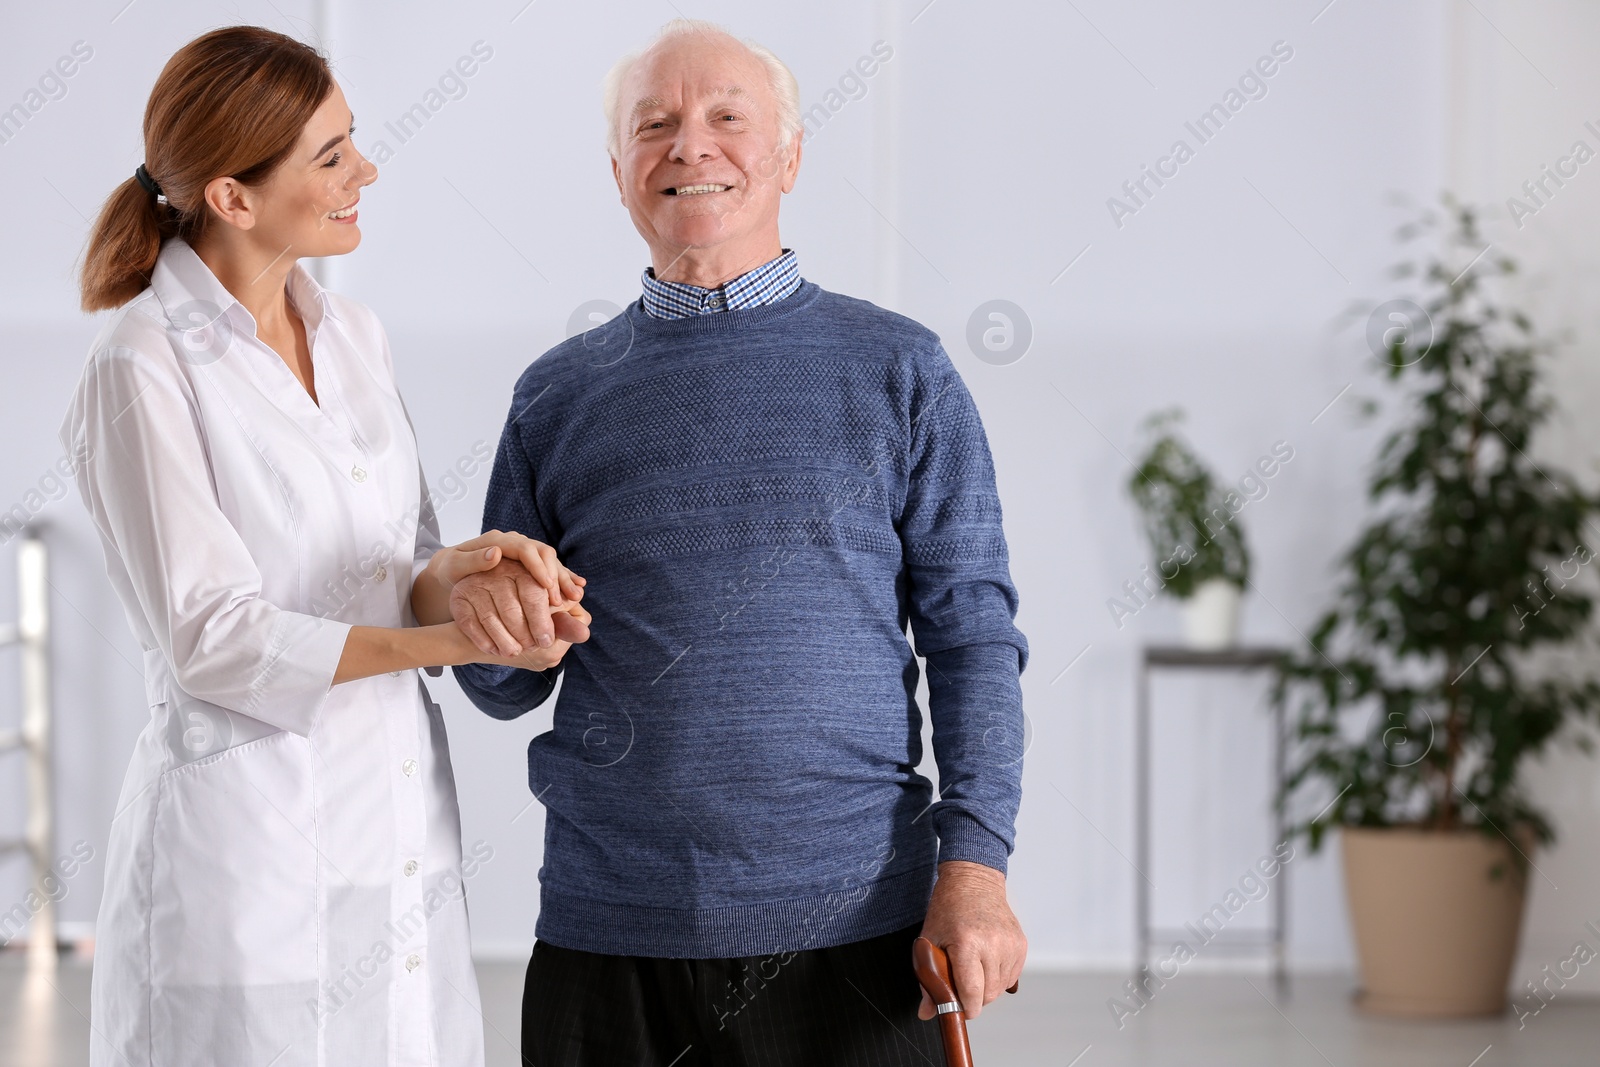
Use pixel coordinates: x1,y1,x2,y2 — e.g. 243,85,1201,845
1441,0,1600,998
4,0,1596,994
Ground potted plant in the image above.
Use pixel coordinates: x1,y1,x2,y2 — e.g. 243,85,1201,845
1276,197,1600,1017
1127,409,1251,647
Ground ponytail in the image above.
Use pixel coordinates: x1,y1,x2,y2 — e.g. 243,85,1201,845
80,175,178,312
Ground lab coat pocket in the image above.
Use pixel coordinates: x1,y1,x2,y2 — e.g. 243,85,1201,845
149,729,319,1064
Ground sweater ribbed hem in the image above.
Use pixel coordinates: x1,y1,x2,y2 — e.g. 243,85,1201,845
532,862,937,959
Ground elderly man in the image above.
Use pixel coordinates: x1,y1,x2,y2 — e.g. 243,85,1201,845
451,18,1028,1065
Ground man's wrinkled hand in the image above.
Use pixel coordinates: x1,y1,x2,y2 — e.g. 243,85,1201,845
446,592,590,673
451,558,582,657
490,597,591,672
915,860,1026,1021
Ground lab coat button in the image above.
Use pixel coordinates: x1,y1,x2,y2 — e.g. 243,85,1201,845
406,953,421,972
373,565,387,582
351,465,367,483
404,859,419,877
402,758,418,777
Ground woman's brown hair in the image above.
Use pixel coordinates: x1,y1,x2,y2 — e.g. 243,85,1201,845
79,26,334,311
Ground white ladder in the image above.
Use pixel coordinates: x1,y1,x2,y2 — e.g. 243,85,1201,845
0,534,54,965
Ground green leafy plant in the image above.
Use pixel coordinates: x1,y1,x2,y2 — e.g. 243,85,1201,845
1127,409,1251,600
1277,197,1600,852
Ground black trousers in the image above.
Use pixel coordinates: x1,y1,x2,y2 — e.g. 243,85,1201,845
520,921,949,1066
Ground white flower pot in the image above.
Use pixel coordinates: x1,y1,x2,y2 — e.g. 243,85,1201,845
1181,578,1242,649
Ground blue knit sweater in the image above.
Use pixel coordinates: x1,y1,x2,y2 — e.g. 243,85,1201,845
454,281,1028,958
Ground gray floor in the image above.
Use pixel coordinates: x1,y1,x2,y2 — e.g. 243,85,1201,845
5,954,1597,1065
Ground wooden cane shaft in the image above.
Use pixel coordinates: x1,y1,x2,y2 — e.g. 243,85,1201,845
937,1011,975,1067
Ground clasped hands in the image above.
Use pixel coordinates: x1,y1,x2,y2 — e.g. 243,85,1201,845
425,537,1026,1021
428,530,592,671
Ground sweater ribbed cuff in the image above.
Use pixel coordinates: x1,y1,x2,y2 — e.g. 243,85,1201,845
934,808,1012,875
452,662,556,720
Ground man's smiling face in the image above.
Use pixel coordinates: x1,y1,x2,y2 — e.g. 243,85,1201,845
611,31,799,267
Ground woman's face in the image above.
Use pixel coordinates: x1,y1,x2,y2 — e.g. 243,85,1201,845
243,82,376,259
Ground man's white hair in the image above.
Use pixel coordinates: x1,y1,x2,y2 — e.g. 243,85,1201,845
601,18,802,160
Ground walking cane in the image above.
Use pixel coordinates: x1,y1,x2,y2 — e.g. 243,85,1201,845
912,937,1018,1067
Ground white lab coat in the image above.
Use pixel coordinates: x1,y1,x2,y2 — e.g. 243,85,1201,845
60,238,486,1067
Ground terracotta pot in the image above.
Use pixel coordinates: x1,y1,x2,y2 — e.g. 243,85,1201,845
1341,827,1530,1017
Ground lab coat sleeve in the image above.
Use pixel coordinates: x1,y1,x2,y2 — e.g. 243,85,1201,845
407,457,448,679
393,386,443,601
411,462,445,596
371,313,444,598
64,345,352,735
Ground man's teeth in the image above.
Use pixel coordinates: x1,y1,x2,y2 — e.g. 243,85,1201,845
329,205,357,219
673,184,731,196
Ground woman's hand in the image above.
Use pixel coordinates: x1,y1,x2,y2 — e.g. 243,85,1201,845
425,531,586,656
345,554,589,685
431,530,585,604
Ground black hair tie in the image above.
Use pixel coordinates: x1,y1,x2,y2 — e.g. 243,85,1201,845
134,163,168,204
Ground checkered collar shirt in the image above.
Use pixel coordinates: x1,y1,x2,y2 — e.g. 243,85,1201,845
640,249,802,319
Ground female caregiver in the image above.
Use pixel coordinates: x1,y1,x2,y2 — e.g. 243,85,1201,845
60,26,588,1067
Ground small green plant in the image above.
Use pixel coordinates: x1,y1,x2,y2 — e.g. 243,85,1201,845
1127,409,1251,599
1277,196,1600,852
